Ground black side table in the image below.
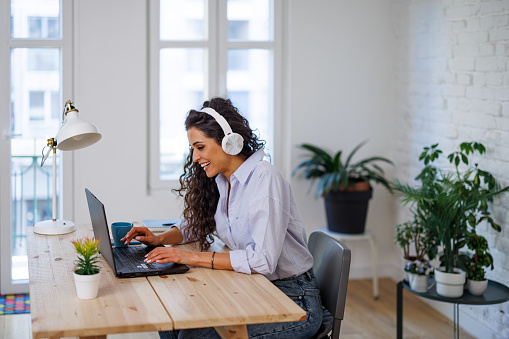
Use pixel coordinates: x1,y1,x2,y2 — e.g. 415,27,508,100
397,279,509,339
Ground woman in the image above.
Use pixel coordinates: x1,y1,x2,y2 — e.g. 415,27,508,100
123,97,324,338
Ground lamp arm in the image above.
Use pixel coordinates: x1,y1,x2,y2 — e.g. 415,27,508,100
52,145,57,221
41,144,52,166
40,138,58,221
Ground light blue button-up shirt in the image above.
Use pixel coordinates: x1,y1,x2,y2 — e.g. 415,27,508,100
181,148,314,281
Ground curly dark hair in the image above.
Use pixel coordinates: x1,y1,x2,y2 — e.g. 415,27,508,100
173,97,265,250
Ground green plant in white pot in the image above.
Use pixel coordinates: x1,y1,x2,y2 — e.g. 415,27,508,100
465,232,493,296
293,141,393,234
395,216,438,281
392,142,508,297
404,260,434,293
72,236,102,299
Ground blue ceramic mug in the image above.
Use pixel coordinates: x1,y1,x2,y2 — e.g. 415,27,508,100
111,222,133,248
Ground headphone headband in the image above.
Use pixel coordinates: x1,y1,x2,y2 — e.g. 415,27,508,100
200,107,233,135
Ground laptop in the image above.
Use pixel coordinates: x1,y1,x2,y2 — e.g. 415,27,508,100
85,188,189,278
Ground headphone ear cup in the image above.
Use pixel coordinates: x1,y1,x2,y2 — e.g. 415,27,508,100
222,133,244,155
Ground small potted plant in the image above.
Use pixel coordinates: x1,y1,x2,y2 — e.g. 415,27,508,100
71,236,102,299
465,232,493,296
293,141,393,234
395,216,438,281
404,260,434,293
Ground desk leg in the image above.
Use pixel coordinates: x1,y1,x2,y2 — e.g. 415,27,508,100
215,325,248,339
368,235,379,299
397,281,403,339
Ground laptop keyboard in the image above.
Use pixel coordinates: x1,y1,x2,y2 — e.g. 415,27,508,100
114,246,160,271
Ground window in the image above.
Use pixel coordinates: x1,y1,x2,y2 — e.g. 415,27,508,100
51,91,60,119
28,16,43,38
149,0,279,189
29,91,44,121
27,48,59,71
228,20,249,40
27,16,59,39
10,0,61,40
13,48,61,127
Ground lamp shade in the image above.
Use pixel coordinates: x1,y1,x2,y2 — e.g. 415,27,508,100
56,110,102,151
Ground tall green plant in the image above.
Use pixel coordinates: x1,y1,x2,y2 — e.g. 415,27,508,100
293,141,393,197
393,142,508,273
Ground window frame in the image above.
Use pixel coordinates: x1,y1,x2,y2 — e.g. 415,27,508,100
148,0,283,192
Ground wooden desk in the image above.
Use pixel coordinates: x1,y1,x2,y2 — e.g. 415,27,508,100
27,224,306,339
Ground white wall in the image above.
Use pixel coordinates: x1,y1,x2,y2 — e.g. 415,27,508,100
393,0,509,337
288,0,398,279
72,0,183,226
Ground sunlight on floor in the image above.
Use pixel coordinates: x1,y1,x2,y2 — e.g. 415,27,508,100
12,256,29,281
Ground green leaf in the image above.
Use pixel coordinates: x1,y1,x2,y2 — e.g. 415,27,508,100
333,151,342,172
344,140,368,168
461,153,468,165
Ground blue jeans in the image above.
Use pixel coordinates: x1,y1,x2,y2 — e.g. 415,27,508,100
159,269,323,339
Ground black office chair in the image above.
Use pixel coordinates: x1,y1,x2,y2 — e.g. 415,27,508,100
309,230,351,339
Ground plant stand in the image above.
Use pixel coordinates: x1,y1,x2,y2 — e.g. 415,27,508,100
318,227,378,299
397,279,509,339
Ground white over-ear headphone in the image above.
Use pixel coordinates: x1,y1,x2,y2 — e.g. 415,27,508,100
200,107,244,155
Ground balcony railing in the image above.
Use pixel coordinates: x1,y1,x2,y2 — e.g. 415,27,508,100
11,154,55,255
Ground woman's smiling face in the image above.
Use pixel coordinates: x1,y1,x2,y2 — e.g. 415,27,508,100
188,127,235,179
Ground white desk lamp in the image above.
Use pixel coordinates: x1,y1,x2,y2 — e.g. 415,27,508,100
33,100,102,235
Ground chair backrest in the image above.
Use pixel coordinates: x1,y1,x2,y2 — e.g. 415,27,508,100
308,230,351,339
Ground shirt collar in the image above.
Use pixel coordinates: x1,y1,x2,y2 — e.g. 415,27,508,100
217,148,265,185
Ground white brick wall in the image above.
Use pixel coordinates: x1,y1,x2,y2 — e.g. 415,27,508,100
393,0,509,337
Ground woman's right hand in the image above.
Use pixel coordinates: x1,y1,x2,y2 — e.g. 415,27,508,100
122,226,160,246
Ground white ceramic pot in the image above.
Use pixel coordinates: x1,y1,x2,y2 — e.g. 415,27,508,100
74,271,101,299
434,267,465,298
467,279,488,296
408,273,430,293
402,257,417,282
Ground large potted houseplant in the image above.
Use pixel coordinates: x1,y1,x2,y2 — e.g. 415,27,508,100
71,236,102,300
465,232,493,296
392,142,508,297
293,141,393,234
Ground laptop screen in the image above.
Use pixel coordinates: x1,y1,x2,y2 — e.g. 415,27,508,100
85,188,117,273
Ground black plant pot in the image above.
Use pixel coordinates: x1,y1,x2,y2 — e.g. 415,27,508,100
323,189,373,234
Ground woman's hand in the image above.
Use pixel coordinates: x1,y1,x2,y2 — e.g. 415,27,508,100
144,247,191,265
122,226,160,246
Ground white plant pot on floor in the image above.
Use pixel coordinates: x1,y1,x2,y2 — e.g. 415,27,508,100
467,279,488,296
74,271,101,299
434,267,465,298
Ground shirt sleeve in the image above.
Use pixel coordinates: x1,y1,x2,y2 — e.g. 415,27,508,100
174,219,196,244
229,171,291,276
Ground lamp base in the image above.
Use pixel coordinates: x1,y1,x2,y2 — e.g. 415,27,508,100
33,219,76,235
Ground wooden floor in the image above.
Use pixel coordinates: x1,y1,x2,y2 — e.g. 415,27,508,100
1,278,475,339
341,279,475,339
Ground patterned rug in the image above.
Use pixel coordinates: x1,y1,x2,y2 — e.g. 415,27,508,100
0,294,30,315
